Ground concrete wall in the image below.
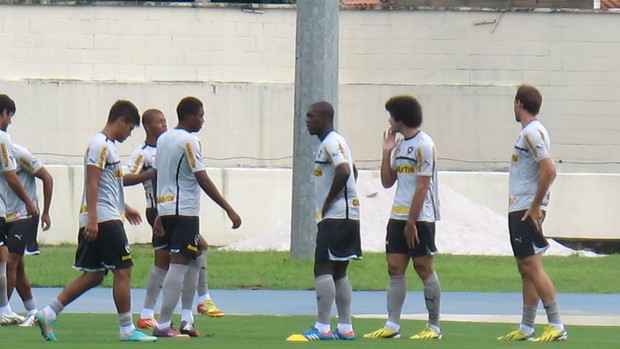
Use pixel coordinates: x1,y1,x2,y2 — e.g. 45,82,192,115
1,4,619,244
0,4,619,172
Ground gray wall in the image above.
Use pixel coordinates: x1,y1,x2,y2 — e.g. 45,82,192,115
1,4,619,245
0,4,619,172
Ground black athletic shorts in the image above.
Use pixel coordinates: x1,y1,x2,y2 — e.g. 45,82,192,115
508,210,549,259
385,219,438,257
161,215,200,260
146,207,168,250
74,220,133,271
315,218,362,263
6,215,40,255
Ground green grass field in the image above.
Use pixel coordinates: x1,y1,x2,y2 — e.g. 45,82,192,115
24,245,620,293
4,314,618,348
8,247,620,348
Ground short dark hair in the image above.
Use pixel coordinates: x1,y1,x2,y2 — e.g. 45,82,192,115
0,94,16,116
385,95,422,128
515,84,542,116
108,100,140,126
142,109,163,126
177,97,203,121
309,101,334,121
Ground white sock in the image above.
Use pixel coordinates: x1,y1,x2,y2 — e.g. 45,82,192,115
314,321,330,333
385,320,400,332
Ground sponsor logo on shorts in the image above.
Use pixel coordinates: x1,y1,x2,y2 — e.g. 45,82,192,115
122,254,132,261
187,245,198,252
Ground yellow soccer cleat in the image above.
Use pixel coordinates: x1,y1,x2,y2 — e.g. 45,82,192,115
197,299,224,317
532,325,568,342
410,324,442,340
363,326,401,339
497,328,535,341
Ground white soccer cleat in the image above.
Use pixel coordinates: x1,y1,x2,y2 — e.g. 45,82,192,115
18,313,36,327
0,311,26,326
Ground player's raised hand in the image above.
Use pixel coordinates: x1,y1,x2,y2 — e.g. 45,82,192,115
383,128,398,152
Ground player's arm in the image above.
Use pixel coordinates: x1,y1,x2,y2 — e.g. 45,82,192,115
194,170,241,229
84,164,102,240
150,168,165,237
123,150,151,186
404,175,431,248
33,166,53,231
381,129,397,188
4,170,37,216
322,163,350,216
523,157,556,232
123,168,155,186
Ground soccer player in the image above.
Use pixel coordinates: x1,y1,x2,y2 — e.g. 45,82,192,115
0,94,37,326
5,143,53,327
497,84,567,342
364,95,442,340
152,96,241,337
292,101,362,341
124,108,167,329
125,109,224,330
34,100,157,342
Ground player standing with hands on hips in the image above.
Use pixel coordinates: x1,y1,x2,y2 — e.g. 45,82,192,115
497,84,567,342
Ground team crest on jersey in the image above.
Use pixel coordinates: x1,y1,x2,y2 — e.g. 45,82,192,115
407,146,413,154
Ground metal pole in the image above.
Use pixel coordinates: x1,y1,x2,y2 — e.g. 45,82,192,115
290,0,339,259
